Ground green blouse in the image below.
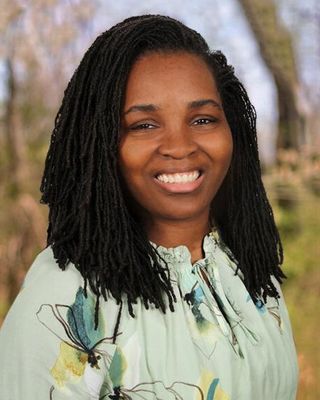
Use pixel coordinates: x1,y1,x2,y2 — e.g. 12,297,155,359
0,230,298,399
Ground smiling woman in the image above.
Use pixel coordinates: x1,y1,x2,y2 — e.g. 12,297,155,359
119,52,233,252
0,15,298,400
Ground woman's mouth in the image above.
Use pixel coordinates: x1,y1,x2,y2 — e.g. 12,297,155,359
154,170,204,193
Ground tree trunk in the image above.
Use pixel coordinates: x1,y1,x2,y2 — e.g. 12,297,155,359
238,0,305,152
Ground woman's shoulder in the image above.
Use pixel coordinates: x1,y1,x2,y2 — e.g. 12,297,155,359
1,246,87,334
1,246,123,333
21,245,84,295
0,246,119,351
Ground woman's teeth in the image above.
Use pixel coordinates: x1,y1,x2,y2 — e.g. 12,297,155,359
156,170,200,183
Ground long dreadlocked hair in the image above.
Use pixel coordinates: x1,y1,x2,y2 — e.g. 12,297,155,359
40,14,285,330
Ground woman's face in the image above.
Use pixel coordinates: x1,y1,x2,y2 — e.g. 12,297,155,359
119,52,233,224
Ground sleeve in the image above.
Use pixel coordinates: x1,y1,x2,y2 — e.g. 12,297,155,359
0,248,117,400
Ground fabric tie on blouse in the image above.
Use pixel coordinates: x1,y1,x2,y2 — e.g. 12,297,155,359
151,230,261,358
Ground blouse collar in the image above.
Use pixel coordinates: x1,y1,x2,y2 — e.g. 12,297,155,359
150,227,221,267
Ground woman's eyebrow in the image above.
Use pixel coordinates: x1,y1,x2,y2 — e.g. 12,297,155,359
188,98,222,110
124,104,160,115
123,98,221,115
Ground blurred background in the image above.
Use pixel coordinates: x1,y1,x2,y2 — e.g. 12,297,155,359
0,0,319,398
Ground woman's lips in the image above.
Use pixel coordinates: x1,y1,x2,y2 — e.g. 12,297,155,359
153,170,204,193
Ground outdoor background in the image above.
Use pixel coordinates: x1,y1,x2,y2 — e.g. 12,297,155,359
0,0,319,398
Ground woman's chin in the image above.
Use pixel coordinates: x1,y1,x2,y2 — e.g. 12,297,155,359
152,204,210,223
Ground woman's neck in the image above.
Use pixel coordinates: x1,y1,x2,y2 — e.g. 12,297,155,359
145,215,211,263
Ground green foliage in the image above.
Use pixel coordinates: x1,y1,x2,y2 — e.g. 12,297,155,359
269,188,320,398
274,194,320,279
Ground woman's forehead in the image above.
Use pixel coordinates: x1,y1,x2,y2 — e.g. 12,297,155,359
123,52,219,106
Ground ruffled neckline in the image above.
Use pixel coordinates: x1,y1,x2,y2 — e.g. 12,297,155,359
150,227,221,268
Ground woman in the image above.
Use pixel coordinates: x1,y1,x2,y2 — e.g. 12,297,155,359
0,15,298,399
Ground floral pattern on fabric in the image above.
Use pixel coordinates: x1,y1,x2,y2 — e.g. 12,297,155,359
109,347,128,390
36,287,117,397
184,282,215,333
197,371,229,400
51,341,87,386
106,378,229,400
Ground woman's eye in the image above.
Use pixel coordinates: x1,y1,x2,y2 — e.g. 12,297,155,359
130,123,156,130
193,117,217,125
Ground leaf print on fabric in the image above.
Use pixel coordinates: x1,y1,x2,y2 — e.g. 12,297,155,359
51,341,87,386
105,379,207,399
36,287,119,395
207,378,219,399
248,293,283,332
109,347,128,390
67,287,105,352
268,306,282,327
253,298,267,314
197,371,229,400
183,281,221,359
49,385,55,399
184,283,211,332
246,294,266,315
202,262,260,356
267,298,284,332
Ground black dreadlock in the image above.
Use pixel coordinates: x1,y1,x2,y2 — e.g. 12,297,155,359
40,14,285,333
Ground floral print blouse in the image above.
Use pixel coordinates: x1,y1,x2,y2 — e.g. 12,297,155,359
0,230,298,399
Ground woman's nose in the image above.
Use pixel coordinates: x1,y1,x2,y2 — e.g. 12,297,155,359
158,127,198,159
